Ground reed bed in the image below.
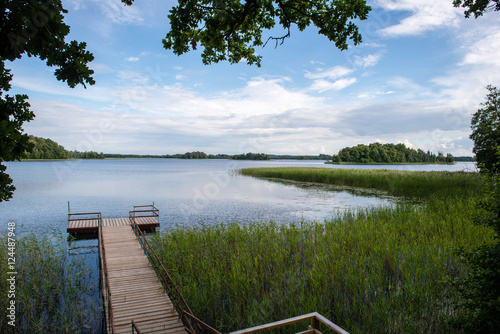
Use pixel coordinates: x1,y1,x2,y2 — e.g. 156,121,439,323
0,231,95,333
149,168,493,334
238,167,482,200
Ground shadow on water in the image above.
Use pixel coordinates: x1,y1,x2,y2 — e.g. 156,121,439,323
260,176,396,199
67,237,104,333
66,228,159,334
253,177,402,219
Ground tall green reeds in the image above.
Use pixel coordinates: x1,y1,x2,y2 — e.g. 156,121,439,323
149,168,493,333
238,167,482,199
0,231,96,333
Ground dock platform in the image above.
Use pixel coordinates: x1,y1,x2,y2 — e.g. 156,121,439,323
67,204,160,234
100,225,187,334
67,216,159,234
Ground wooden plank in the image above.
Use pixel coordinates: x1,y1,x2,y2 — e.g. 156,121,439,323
99,225,187,334
68,214,158,234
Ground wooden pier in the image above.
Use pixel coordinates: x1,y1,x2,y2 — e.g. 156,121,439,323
67,204,159,234
67,216,159,234
68,204,349,334
100,224,187,334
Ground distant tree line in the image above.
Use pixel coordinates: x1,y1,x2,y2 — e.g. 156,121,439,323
24,136,104,160
269,154,332,160
454,156,476,162
181,151,208,159
232,153,270,160
68,150,105,159
102,153,341,160
103,152,274,160
332,143,454,164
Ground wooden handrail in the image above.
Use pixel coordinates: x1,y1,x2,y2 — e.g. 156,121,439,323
68,212,102,216
131,320,143,334
68,212,102,223
129,204,160,220
98,214,115,333
182,310,222,334
130,216,219,334
230,312,349,334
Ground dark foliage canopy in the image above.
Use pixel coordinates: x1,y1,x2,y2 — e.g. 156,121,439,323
232,152,271,160
0,0,95,201
470,85,500,172
332,143,454,164
453,0,500,18
24,136,104,160
122,0,371,66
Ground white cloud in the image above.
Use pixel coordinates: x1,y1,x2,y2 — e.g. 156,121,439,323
67,0,144,25
11,75,112,102
354,54,382,68
375,0,463,36
309,78,357,93
305,66,353,80
94,0,144,25
461,28,500,66
305,66,356,92
126,57,140,62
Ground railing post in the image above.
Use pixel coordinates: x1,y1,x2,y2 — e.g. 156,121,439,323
311,314,320,331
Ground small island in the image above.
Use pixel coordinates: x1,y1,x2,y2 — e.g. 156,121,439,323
329,142,455,164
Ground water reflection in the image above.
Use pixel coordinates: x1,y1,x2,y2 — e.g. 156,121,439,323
1,160,474,234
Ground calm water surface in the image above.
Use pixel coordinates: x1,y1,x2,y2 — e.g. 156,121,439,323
1,159,475,234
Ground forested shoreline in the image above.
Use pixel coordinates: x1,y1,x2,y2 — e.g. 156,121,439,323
24,136,104,160
23,136,471,164
332,143,455,164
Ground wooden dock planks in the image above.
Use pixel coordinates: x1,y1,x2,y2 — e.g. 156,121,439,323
68,216,159,234
100,225,187,334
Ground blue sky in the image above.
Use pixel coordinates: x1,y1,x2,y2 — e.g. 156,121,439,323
8,0,500,156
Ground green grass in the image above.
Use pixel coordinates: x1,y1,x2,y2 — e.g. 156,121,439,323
148,167,493,333
238,167,482,200
325,162,455,165
0,231,96,333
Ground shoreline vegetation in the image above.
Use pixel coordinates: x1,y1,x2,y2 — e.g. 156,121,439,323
148,167,492,334
332,143,455,164
325,161,456,165
22,136,475,162
0,232,98,333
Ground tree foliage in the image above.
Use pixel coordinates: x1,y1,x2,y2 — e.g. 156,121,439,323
122,0,371,66
332,143,454,164
451,147,500,333
470,85,500,173
450,85,500,334
453,0,500,18
181,151,209,159
232,152,271,160
25,135,68,159
24,136,104,159
0,0,95,202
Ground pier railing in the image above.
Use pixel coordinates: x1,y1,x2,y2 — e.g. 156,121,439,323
98,215,115,334
129,204,159,221
229,312,349,334
131,320,142,334
68,211,102,224
130,216,221,334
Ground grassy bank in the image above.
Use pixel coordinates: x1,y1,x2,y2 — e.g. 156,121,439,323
0,232,97,333
239,167,482,199
325,162,455,165
149,167,493,333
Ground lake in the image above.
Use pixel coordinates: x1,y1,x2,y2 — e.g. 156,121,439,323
0,159,475,332
0,159,476,234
